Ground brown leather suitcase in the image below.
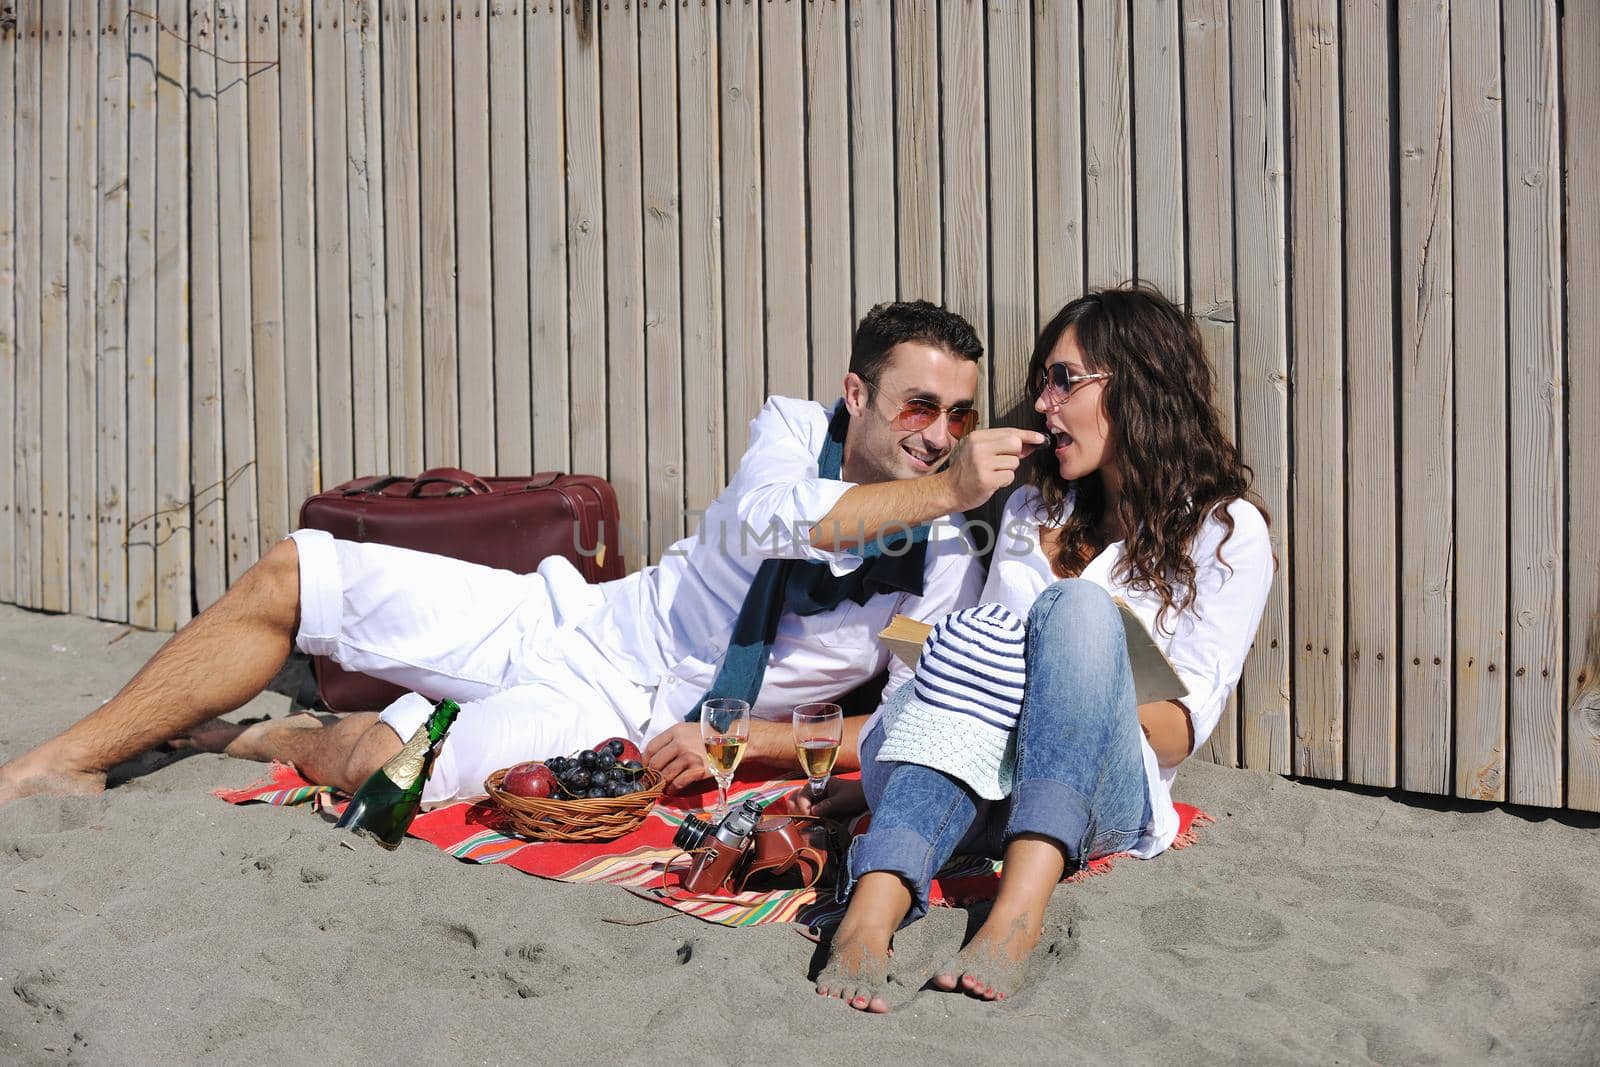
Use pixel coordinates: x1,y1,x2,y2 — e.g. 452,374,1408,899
297,467,626,712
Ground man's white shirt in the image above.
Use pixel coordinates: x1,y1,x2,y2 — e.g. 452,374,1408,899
574,396,986,739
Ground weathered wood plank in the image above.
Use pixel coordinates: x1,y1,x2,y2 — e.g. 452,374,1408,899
123,0,155,623
278,0,319,520
1504,0,1564,808
762,0,807,403
639,0,683,558
380,0,421,474
1131,0,1183,300
246,0,287,545
66,0,98,614
1565,0,1600,813
152,0,190,627
1082,0,1131,287
1034,0,1083,321
677,0,722,511
986,0,1032,423
1231,0,1291,773
16,0,42,612
418,0,458,465
0,12,15,606
849,0,893,321
720,0,763,464
938,0,986,415
1339,0,1398,788
562,2,605,476
1450,0,1507,800
94,0,129,617
453,0,494,472
215,0,257,583
312,0,352,487
1183,0,1237,766
894,0,939,302
526,0,568,473
805,0,849,401
599,0,644,548
188,0,226,612
39,0,68,613
1396,0,1453,795
345,0,387,477
487,0,529,474
1286,0,1343,780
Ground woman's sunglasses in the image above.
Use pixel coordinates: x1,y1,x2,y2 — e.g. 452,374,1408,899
1038,363,1112,407
863,379,980,439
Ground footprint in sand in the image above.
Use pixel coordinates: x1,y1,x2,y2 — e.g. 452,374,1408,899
433,920,481,951
1139,897,1286,955
12,968,66,1021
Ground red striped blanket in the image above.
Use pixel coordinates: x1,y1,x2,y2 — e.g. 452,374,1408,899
216,764,1209,928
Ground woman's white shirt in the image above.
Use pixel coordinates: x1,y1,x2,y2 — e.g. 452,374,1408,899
981,486,1274,857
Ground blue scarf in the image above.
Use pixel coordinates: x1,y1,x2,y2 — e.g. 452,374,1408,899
687,400,932,720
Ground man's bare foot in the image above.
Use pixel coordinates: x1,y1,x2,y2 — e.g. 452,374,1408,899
815,928,894,1013
0,749,108,806
931,909,1039,1001
184,713,324,762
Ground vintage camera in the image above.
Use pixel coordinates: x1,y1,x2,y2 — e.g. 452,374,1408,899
672,797,764,894
672,796,835,895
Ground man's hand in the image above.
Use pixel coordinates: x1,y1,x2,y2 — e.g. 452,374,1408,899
943,428,1049,513
783,776,868,820
644,723,713,793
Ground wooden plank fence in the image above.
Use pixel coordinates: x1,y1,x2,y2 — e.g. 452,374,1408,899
0,0,1594,812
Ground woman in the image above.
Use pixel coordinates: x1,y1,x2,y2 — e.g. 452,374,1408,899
811,285,1274,1013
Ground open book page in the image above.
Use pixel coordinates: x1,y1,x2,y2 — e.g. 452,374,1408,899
879,600,1188,706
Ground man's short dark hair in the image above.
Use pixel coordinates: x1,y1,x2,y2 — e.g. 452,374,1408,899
849,301,984,383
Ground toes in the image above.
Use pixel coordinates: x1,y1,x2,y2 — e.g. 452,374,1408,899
931,972,959,992
866,994,890,1014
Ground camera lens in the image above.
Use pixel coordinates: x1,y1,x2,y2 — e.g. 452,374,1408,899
672,814,713,851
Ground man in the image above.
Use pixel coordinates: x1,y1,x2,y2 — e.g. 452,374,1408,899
0,301,1046,806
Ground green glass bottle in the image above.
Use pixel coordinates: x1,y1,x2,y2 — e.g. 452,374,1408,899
334,698,461,849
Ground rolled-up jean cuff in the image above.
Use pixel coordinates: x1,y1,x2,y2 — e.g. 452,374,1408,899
843,826,943,921
1005,778,1093,863
286,528,341,657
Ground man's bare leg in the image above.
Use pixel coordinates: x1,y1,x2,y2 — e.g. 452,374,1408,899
0,538,305,804
191,711,402,794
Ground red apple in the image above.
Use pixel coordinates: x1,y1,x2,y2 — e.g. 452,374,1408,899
595,736,643,764
501,761,557,799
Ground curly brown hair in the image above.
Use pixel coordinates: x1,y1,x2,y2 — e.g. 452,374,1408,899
1022,285,1264,629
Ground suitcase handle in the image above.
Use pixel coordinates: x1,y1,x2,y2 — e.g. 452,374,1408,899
341,475,405,496
408,468,493,496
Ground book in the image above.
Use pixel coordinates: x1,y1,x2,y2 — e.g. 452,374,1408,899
879,599,1189,706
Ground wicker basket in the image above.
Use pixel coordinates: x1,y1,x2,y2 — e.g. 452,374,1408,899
483,764,665,842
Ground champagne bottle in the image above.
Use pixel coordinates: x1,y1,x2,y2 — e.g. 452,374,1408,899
334,698,461,849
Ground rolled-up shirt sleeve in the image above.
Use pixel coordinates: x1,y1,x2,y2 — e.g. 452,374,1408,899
726,397,866,572
1163,500,1275,755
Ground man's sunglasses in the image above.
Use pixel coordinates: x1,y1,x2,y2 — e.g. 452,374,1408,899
1038,363,1112,407
863,379,980,439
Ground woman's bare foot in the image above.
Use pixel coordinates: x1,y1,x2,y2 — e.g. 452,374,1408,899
183,713,325,761
815,928,893,1013
0,748,108,805
931,908,1040,1001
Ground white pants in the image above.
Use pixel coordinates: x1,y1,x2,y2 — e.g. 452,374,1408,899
288,529,652,803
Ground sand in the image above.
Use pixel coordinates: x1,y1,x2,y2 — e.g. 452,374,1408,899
1,602,1597,1064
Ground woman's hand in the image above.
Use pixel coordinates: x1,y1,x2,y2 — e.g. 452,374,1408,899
785,776,868,819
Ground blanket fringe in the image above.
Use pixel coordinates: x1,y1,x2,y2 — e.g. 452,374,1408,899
1168,810,1215,851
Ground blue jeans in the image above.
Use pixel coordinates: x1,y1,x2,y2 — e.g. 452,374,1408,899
847,579,1153,920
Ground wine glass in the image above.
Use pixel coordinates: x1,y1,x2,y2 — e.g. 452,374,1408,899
792,703,844,802
699,698,751,816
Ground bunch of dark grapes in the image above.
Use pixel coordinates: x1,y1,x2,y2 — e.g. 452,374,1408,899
544,739,647,800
